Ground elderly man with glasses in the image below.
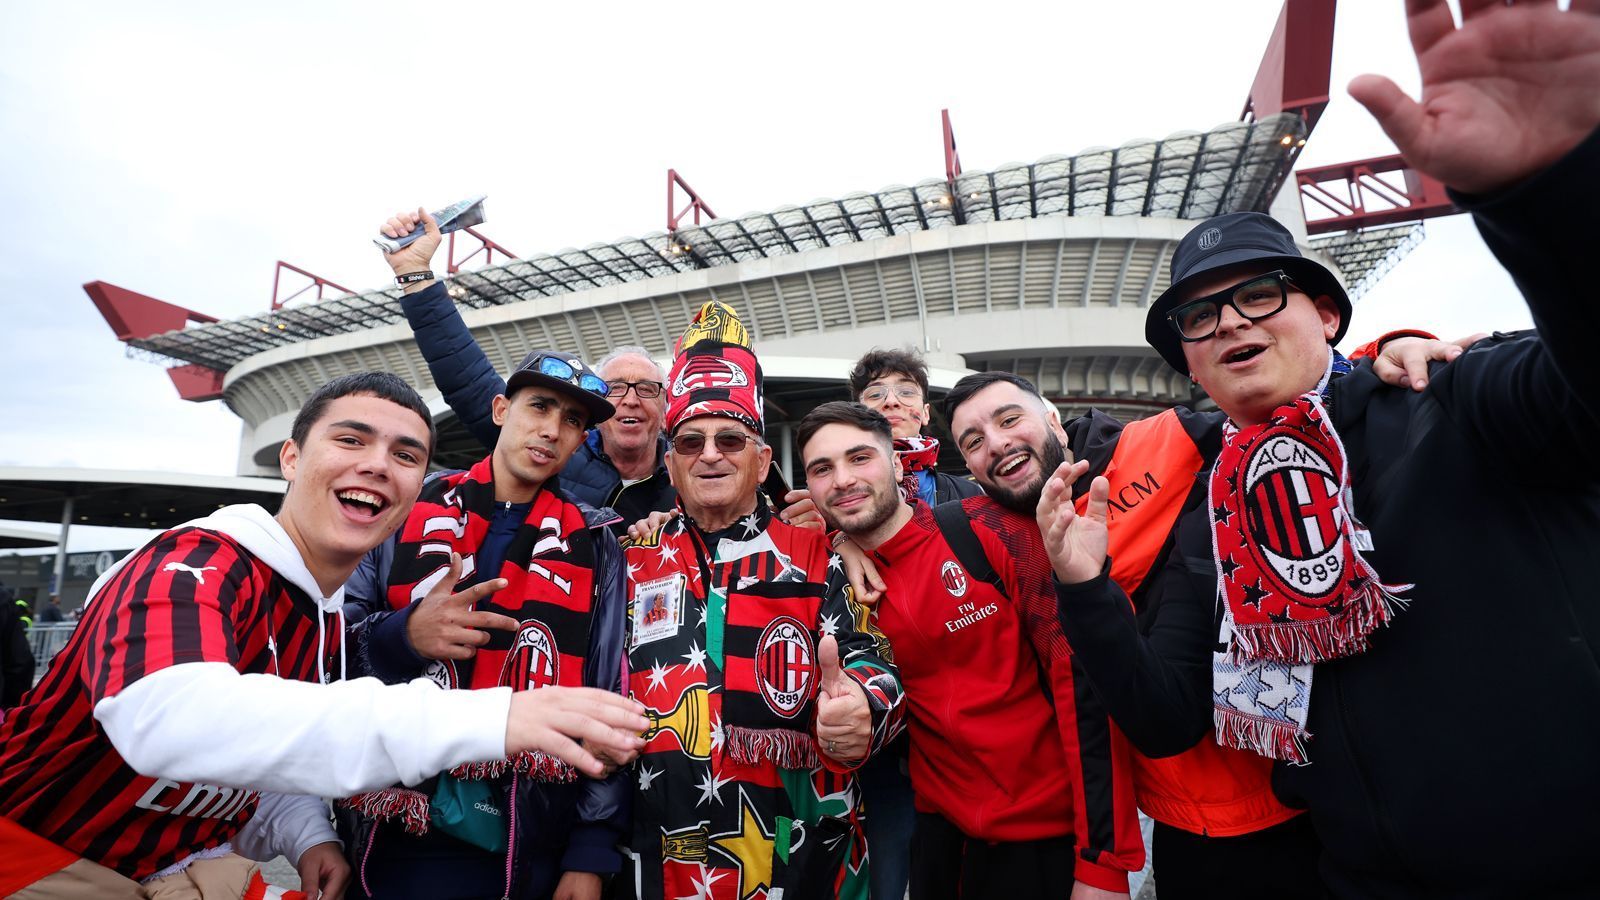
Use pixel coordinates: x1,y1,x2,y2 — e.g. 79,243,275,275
620,301,904,900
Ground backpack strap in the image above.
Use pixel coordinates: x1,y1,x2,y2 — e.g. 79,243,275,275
931,500,1007,599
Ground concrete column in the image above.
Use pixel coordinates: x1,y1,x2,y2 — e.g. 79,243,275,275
51,495,73,598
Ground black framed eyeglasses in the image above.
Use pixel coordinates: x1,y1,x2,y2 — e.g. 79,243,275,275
1167,270,1296,342
670,430,760,456
607,380,664,400
531,354,610,398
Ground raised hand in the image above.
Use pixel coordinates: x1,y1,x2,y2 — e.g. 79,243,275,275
504,687,649,778
378,207,442,281
1035,459,1110,586
814,635,871,763
1348,1,1600,195
405,553,519,661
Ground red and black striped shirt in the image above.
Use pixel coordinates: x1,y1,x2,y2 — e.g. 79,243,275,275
0,526,339,880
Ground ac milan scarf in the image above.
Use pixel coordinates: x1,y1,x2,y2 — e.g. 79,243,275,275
894,436,942,503
344,459,598,833
1210,351,1412,763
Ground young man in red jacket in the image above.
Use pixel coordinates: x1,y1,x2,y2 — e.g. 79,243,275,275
798,400,1142,900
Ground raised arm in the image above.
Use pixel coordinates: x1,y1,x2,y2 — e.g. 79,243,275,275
1349,2,1600,460
378,208,506,450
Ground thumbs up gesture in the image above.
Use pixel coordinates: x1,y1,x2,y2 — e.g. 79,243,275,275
406,553,521,661
814,635,871,763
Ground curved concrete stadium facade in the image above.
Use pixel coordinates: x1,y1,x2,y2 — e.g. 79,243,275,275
225,210,1341,478
98,112,1419,480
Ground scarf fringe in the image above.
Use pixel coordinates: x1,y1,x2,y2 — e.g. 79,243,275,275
724,725,820,769
1215,707,1311,765
1230,577,1412,664
340,787,431,835
449,750,578,783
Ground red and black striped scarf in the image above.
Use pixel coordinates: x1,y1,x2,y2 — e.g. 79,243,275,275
1209,352,1411,762
894,435,941,502
346,459,598,831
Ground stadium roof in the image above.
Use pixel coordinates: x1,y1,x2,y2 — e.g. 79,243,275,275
125,112,1367,373
0,467,285,529
0,523,57,550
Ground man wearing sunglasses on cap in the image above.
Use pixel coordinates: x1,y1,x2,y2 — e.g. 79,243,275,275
375,209,677,532
1037,3,1600,895
620,300,904,900
337,311,636,894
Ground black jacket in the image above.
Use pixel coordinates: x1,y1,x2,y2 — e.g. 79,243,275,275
0,588,35,709
931,468,983,505
1268,128,1600,898
400,282,677,528
1058,128,1600,897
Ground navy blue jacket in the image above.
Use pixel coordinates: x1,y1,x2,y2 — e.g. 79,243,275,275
401,282,676,527
343,476,630,897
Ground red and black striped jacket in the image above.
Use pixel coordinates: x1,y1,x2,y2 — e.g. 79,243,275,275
0,526,338,880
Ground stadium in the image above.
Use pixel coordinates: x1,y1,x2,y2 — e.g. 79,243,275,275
85,0,1453,486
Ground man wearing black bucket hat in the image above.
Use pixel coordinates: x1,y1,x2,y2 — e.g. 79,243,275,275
1038,2,1600,895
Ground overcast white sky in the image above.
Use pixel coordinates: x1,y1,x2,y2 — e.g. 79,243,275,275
0,1,1532,550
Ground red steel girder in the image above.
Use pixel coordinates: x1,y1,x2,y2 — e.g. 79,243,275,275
942,108,962,184
167,364,225,402
1297,155,1458,234
271,260,354,311
84,280,218,340
82,281,226,402
447,226,518,275
667,169,717,234
1241,0,1336,136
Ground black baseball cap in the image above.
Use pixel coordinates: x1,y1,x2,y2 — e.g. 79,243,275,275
1145,212,1351,375
504,349,616,426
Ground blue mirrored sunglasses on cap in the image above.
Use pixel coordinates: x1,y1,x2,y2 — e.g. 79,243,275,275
530,353,610,398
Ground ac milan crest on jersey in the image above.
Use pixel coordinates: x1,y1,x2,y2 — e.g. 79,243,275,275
501,619,560,691
939,560,968,598
1242,433,1346,599
755,616,816,717
670,355,751,396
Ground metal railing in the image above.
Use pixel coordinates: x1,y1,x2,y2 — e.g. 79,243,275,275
27,623,76,683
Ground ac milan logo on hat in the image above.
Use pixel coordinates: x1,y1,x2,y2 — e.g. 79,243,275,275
502,620,560,691
940,560,968,598
755,616,815,718
670,356,751,397
1243,433,1346,600
1197,227,1223,251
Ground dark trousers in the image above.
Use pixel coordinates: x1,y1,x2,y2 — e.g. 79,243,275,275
860,740,915,900
1151,813,1325,900
908,813,1075,900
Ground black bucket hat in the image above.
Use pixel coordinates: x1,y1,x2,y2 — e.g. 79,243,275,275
504,349,617,427
1145,212,1351,375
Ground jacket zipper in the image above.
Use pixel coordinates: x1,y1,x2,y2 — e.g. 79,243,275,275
503,772,518,900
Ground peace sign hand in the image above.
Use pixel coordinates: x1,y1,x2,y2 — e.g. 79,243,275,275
405,552,519,661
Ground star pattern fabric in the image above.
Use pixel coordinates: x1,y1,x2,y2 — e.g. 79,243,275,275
619,495,904,900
